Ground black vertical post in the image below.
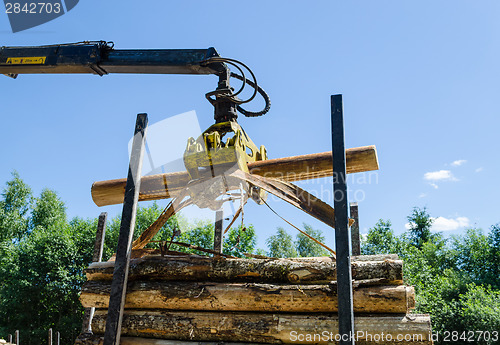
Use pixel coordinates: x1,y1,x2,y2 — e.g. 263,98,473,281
103,114,148,345
48,328,52,345
82,212,108,333
92,212,108,262
214,210,224,254
331,94,355,344
350,203,360,256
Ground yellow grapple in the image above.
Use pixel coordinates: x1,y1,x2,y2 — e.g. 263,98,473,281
183,120,267,205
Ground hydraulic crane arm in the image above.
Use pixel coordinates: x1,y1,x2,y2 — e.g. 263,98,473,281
0,41,223,77
0,40,271,122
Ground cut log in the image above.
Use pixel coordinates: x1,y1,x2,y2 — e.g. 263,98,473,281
75,334,269,345
85,255,403,285
106,251,398,261
91,146,379,206
81,281,414,314
288,254,399,262
90,310,433,344
76,334,431,345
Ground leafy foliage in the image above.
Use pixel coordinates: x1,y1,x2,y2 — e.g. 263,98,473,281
266,224,329,258
224,224,257,258
0,173,265,344
30,189,66,231
406,207,435,248
266,227,297,258
362,219,401,255
362,207,500,345
0,176,94,345
0,171,32,242
294,224,328,257
2,173,499,345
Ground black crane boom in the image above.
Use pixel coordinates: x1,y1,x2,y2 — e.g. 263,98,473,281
0,41,222,77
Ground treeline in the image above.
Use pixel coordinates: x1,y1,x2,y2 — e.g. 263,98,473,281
3,171,498,345
362,208,500,345
0,172,327,345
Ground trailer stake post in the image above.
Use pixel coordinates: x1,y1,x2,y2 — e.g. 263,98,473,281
331,94,355,344
82,212,108,333
103,114,148,345
350,202,360,256
214,210,224,254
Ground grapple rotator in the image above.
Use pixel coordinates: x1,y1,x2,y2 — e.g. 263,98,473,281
183,57,271,210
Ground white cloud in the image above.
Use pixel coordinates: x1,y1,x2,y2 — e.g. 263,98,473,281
430,183,439,189
419,193,427,198
475,167,483,173
431,216,470,231
405,216,470,232
451,159,467,167
424,170,456,181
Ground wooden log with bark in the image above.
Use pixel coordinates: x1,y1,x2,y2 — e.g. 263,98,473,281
80,281,415,314
75,334,276,345
77,334,431,345
89,310,433,345
91,146,379,206
85,255,403,285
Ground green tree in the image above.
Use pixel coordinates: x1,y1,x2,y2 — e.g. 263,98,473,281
451,228,492,286
361,219,402,255
1,171,31,215
0,171,32,242
177,221,215,255
487,224,500,289
266,227,297,258
102,202,183,260
294,224,328,257
0,174,268,345
407,207,434,248
361,207,500,345
30,188,66,230
223,224,257,258
457,284,500,336
0,174,92,345
69,217,101,271
0,214,89,344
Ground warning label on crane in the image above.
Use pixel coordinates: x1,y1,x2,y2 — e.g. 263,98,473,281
5,56,46,64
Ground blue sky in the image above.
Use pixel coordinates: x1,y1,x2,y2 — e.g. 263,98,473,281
1,1,499,250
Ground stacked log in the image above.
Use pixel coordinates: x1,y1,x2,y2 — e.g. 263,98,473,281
76,253,433,345
90,146,379,207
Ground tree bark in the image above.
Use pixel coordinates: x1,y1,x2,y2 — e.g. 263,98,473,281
75,334,271,345
91,146,379,206
76,334,432,345
89,310,433,345
81,281,414,314
85,255,403,285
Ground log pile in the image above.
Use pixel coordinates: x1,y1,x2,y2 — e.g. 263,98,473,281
75,253,433,345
